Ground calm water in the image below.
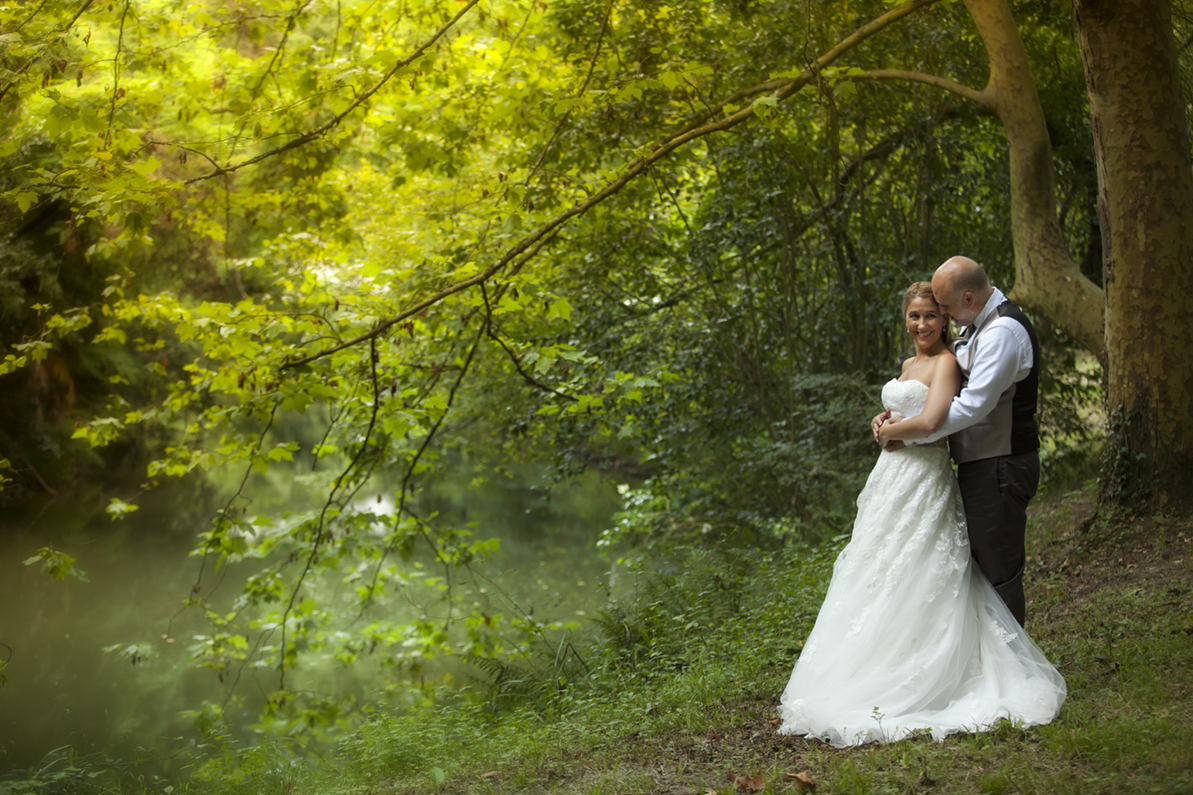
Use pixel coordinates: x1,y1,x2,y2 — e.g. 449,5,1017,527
0,466,623,773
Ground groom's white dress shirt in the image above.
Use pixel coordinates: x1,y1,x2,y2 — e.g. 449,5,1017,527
909,287,1034,448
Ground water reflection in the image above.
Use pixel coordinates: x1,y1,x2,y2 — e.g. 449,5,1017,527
0,465,623,773
0,481,222,772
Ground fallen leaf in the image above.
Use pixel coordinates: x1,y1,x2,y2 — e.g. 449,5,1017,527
767,717,781,726
785,770,816,792
730,771,766,792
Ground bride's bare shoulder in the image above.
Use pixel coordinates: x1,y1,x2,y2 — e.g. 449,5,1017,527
931,350,960,391
933,349,958,370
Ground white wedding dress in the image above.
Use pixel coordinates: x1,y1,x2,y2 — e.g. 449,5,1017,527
777,378,1066,747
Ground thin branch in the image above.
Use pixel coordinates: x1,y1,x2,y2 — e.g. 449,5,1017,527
364,323,485,600
278,0,935,370
526,0,616,181
854,69,991,109
227,0,313,161
481,283,578,403
668,0,939,142
189,402,280,601
143,13,294,57
278,335,382,689
61,0,94,35
134,141,216,170
311,386,355,471
13,0,50,33
398,328,480,516
103,0,131,149
0,0,95,103
651,171,693,236
184,0,481,184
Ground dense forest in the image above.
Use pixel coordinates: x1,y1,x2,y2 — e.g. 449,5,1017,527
1,0,1191,790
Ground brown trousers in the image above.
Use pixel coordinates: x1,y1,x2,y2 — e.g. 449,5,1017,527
956,452,1039,626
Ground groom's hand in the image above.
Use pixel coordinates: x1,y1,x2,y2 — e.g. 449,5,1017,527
871,410,891,444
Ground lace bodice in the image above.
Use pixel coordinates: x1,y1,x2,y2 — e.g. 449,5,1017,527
881,378,929,420
881,378,947,450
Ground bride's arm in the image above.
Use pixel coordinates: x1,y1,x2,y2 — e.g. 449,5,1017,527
878,354,961,443
871,356,916,442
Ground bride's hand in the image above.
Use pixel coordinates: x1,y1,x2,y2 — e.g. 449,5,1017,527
871,410,891,443
878,418,906,451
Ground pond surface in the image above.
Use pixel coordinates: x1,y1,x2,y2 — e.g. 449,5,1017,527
0,465,624,773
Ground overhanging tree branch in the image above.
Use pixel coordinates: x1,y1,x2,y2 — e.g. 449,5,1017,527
278,0,936,370
183,0,482,184
667,0,935,140
853,69,992,109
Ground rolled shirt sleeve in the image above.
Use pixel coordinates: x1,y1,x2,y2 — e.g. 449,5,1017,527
909,316,1034,447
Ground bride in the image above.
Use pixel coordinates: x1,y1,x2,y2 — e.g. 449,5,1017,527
777,283,1066,747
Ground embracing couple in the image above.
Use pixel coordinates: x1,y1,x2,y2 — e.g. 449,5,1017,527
777,256,1066,748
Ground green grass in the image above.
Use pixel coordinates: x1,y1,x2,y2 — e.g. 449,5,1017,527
5,484,1191,795
312,483,1188,795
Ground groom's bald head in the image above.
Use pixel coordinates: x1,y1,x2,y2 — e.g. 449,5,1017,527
932,256,993,326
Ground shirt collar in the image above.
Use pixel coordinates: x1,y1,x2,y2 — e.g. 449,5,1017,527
968,286,1006,335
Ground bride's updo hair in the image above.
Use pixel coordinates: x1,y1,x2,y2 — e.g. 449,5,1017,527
902,281,952,345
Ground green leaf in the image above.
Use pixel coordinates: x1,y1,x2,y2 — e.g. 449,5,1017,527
106,498,140,519
267,443,298,462
131,157,162,176
13,191,37,213
23,547,88,582
548,298,572,320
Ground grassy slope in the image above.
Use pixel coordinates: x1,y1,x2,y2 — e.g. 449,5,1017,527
334,483,1193,795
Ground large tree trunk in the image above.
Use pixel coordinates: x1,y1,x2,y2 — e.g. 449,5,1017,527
962,0,1105,354
1073,0,1193,508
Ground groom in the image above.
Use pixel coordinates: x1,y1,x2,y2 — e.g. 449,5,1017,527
875,256,1040,626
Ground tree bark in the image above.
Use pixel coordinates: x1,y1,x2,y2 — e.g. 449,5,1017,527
1073,0,1193,507
962,0,1105,354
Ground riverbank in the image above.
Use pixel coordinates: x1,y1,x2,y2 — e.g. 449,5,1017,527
329,482,1191,795
4,481,1190,794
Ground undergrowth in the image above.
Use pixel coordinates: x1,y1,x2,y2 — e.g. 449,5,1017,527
4,483,1191,794
327,541,845,792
